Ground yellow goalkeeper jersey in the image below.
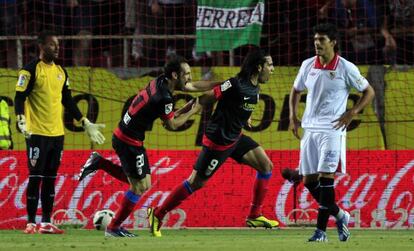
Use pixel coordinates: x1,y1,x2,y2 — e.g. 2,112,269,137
15,59,69,136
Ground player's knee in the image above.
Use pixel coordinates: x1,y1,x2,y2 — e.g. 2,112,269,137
188,179,205,191
260,160,273,173
130,182,150,195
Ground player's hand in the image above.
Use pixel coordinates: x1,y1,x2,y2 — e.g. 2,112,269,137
289,116,301,140
190,97,201,114
247,117,252,129
332,110,356,131
16,114,31,139
82,118,106,144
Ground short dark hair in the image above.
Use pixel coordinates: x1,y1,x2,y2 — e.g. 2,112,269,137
237,47,269,80
37,30,56,45
164,55,187,79
313,23,339,52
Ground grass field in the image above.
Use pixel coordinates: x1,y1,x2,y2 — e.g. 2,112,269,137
1,228,413,251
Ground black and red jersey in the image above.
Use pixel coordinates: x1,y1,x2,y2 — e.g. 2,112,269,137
203,77,259,149
114,75,174,146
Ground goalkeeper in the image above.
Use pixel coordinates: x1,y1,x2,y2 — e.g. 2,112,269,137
15,31,105,235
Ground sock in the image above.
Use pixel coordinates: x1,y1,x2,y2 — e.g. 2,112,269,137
248,172,272,218
304,181,320,202
41,177,56,223
99,158,129,184
26,176,41,223
305,181,340,217
108,190,140,229
316,177,335,232
154,180,193,220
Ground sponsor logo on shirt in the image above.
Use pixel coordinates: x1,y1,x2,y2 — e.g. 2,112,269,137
165,103,173,114
242,103,256,111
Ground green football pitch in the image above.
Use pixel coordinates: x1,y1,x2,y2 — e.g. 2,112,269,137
1,229,413,251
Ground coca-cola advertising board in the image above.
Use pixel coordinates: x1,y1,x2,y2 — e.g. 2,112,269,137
0,150,413,229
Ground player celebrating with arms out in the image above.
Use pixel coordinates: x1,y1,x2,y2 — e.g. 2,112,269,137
79,56,206,237
289,23,375,242
148,48,279,237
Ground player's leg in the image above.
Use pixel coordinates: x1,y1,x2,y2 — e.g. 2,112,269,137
232,136,278,228
298,131,328,241
150,145,231,237
38,136,64,234
106,138,150,237
79,151,128,183
23,135,44,234
316,133,349,241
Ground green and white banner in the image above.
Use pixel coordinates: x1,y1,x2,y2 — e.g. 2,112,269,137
195,0,265,52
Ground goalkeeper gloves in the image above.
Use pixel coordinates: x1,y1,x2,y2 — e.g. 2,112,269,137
81,118,106,145
16,114,31,139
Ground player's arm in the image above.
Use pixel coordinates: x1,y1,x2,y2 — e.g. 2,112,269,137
181,80,219,92
332,85,375,130
333,63,376,130
61,78,105,144
14,70,34,138
289,87,302,139
164,98,201,130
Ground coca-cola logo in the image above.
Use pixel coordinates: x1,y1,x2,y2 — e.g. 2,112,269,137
1,150,413,229
275,157,414,228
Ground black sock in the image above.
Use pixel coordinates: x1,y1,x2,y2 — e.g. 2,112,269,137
41,177,56,223
26,176,41,223
305,181,340,217
305,181,320,202
316,177,335,232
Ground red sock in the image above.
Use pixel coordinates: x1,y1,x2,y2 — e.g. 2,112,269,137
108,190,140,229
248,172,272,218
99,158,129,184
154,180,193,220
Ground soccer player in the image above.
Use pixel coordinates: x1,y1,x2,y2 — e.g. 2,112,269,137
289,23,375,242
147,48,279,237
15,30,105,234
79,56,203,237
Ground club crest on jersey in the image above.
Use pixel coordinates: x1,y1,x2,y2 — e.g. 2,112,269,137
329,71,336,80
17,75,26,86
165,103,173,114
57,74,63,80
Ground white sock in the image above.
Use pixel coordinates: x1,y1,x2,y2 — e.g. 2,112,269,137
335,209,345,221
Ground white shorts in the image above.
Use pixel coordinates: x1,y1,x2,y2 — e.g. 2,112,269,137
298,130,346,176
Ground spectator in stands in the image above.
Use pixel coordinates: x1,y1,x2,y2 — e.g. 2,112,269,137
381,0,414,65
0,0,19,68
73,0,123,67
141,0,195,67
327,0,384,64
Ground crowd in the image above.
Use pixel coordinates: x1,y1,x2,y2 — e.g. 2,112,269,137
0,0,413,68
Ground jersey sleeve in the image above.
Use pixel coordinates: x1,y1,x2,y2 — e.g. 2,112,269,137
61,67,83,121
293,61,307,91
345,62,369,92
213,78,237,100
159,96,175,121
15,61,37,115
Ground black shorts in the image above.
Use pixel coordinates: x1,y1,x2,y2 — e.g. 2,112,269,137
112,135,150,180
25,135,64,177
194,135,259,179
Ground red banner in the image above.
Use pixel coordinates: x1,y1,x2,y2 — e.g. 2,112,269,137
0,150,413,229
